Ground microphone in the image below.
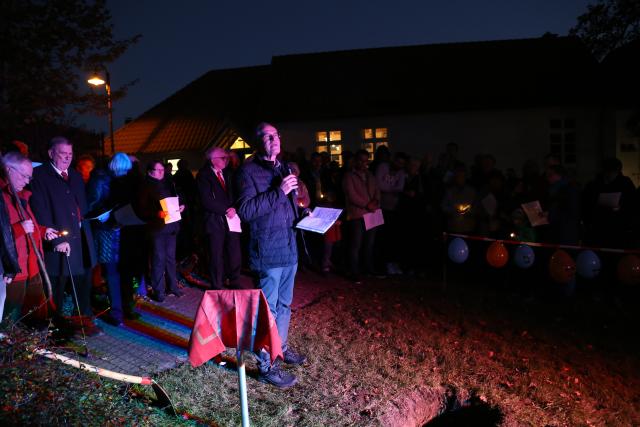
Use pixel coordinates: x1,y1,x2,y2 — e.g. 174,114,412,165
287,166,298,199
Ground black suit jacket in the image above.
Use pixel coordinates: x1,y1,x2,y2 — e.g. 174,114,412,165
196,165,235,234
30,162,97,276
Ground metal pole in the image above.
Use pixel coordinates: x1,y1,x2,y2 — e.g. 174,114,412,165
65,254,89,357
236,350,250,427
105,70,115,155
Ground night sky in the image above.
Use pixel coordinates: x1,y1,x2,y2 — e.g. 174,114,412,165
81,0,593,133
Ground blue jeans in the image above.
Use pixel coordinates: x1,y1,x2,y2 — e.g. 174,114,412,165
255,263,297,372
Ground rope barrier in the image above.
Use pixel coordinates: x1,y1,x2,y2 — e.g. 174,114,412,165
444,232,640,255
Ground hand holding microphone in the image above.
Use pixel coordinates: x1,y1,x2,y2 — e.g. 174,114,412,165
280,173,298,196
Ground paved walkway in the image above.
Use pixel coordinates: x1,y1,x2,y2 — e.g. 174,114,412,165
59,269,345,378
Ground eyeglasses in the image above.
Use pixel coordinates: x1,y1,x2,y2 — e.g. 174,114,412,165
9,166,32,182
211,156,228,160
260,133,280,142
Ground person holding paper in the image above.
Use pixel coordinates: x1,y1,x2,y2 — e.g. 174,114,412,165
86,153,138,325
540,165,580,245
236,122,306,389
196,147,241,290
136,160,185,302
343,149,382,284
582,157,636,248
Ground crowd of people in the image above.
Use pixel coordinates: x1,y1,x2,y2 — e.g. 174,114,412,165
1,128,639,385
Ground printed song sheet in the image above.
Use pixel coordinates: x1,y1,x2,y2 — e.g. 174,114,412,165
226,214,242,233
363,208,384,231
113,204,145,226
521,201,548,227
160,196,181,224
296,207,343,234
597,192,621,209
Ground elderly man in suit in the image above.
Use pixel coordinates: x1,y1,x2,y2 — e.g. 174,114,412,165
30,136,98,332
236,123,307,389
196,147,241,290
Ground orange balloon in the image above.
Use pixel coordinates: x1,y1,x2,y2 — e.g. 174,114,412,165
486,241,509,268
549,249,576,283
617,255,640,286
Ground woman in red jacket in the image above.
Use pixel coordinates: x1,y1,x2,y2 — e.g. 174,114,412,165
1,151,57,325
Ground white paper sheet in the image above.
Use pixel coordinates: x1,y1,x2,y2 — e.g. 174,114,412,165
113,204,145,226
521,201,548,227
481,193,497,217
363,208,384,231
226,214,242,233
160,196,181,224
86,208,113,221
597,192,621,209
296,207,343,234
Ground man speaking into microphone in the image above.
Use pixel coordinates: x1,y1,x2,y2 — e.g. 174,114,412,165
236,122,306,388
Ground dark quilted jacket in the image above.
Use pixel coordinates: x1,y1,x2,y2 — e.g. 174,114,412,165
87,169,120,263
0,179,20,279
236,157,297,271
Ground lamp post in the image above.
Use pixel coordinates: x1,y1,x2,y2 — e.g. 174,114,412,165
88,69,114,154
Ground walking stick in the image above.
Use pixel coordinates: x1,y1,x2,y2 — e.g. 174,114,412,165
4,172,56,311
64,253,90,358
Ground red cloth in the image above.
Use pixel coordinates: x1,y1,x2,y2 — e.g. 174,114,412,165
188,289,283,367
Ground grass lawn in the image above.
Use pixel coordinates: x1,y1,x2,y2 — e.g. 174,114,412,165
2,270,639,426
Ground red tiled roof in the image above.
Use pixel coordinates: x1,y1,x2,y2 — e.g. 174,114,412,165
112,66,270,155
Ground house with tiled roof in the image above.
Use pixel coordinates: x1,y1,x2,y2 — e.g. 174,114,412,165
112,35,638,184
111,65,269,168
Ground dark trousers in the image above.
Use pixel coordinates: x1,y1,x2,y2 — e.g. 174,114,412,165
104,262,133,320
206,230,241,290
150,231,177,297
3,274,48,323
52,273,91,317
347,218,377,276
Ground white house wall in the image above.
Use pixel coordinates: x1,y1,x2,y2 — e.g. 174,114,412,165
279,107,603,185
614,109,640,186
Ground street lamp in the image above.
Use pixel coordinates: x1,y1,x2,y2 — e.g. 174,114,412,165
87,69,114,154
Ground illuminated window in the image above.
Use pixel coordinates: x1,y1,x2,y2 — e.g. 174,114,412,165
362,127,389,159
230,137,249,149
329,143,342,164
316,132,328,142
549,118,576,165
167,159,180,175
315,129,343,165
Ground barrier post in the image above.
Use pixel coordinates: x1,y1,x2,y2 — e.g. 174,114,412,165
237,350,250,427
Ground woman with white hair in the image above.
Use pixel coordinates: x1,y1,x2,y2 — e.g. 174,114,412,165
87,153,137,326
